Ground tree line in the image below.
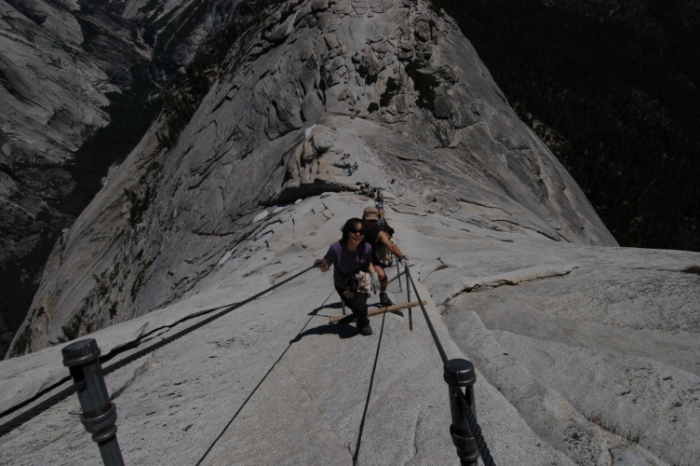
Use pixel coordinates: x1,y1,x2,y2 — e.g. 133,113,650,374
436,0,700,251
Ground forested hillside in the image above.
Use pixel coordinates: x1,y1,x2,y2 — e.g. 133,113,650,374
436,0,700,251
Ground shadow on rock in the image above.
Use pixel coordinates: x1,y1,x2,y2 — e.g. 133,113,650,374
290,322,359,342
308,301,343,318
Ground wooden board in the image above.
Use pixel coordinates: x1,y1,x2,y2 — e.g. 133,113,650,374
329,301,426,324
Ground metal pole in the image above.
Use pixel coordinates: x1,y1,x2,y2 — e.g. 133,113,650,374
444,359,479,466
62,339,125,466
396,254,402,292
405,265,412,330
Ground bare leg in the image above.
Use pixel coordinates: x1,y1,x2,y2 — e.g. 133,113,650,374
374,265,388,292
374,265,393,305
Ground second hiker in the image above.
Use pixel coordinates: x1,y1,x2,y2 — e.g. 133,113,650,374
362,206,409,306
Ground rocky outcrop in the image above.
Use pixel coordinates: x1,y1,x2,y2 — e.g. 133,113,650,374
7,0,616,357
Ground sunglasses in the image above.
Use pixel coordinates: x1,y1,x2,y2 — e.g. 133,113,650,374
350,229,367,235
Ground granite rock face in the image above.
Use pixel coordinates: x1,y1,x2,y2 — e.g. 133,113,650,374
0,194,697,465
8,0,616,356
0,0,265,356
3,0,697,464
0,0,142,236
0,0,115,303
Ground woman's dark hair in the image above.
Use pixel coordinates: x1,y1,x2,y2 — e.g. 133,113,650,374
340,218,366,245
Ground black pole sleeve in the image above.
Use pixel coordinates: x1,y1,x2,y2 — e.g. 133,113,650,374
444,358,480,466
63,339,125,466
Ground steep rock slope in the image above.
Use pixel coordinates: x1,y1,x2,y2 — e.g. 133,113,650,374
8,0,615,356
0,194,697,465
0,0,123,354
0,0,274,356
0,3,699,464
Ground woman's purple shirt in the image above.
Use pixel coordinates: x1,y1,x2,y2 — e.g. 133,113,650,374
323,241,372,289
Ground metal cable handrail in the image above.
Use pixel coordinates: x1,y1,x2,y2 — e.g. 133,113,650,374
404,264,496,465
2,260,498,466
0,375,72,421
0,263,320,438
194,289,335,465
404,265,448,363
455,388,496,466
0,383,83,437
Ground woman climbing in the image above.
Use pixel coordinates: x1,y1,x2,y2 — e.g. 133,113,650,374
314,218,379,336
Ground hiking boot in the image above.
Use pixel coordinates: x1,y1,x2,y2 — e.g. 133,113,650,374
360,324,373,336
379,293,393,307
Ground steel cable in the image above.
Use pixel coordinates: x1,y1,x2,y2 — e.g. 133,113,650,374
103,263,319,375
0,383,83,437
404,264,496,465
0,375,72,422
456,390,496,466
2,261,497,466
193,289,335,466
404,265,448,364
0,263,320,438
